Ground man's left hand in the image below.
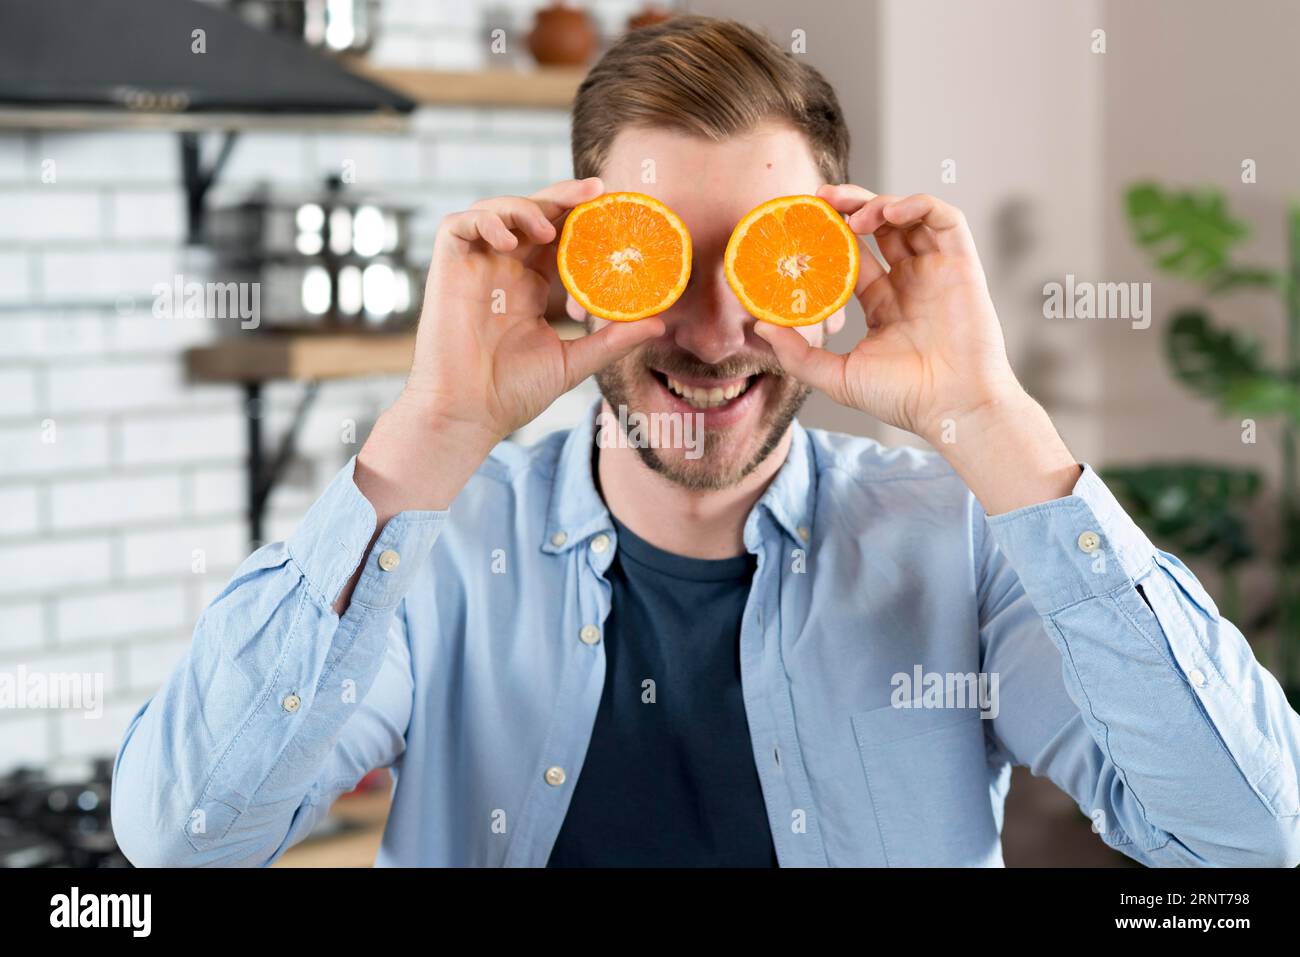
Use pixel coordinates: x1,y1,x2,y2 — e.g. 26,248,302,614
755,185,1081,514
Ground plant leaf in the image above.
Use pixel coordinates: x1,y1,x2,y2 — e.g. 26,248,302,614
1166,309,1263,395
1221,377,1300,419
1206,266,1284,295
1101,463,1260,566
1127,183,1250,280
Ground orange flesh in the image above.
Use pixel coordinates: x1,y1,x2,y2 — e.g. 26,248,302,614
558,193,691,321
726,196,858,326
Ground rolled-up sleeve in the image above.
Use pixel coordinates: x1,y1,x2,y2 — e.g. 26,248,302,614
979,464,1300,867
111,456,447,867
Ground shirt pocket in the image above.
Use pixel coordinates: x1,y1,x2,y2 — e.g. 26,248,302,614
851,704,1002,866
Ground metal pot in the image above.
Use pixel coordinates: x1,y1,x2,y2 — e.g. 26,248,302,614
207,193,410,262
206,179,419,331
230,0,380,55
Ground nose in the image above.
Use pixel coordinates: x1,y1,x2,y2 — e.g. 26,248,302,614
667,261,751,365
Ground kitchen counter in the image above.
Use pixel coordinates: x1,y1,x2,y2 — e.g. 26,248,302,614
272,790,391,868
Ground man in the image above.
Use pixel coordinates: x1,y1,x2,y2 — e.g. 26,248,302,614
113,16,1300,867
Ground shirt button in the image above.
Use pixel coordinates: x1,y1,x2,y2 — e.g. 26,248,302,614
1077,530,1101,553
545,766,566,787
550,531,567,547
590,533,610,554
797,526,810,543
282,693,301,713
377,549,400,572
1189,668,1207,688
579,624,601,645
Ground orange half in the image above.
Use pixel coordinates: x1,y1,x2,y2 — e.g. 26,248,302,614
724,195,860,327
557,192,692,322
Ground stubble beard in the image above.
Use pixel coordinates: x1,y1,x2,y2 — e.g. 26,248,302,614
594,348,811,492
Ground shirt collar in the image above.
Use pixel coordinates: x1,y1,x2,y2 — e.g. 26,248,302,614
542,401,613,554
542,399,818,554
746,415,818,550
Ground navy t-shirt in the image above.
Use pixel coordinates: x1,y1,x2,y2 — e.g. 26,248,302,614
546,514,778,867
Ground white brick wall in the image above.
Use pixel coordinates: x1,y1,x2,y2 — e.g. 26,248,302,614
0,537,113,596
0,252,32,304
0,422,111,477
56,584,188,644
0,191,104,242
5,311,107,357
57,702,141,762
0,715,52,768
34,131,179,184
49,474,184,531
121,521,247,579
109,190,187,242
117,411,245,466
0,0,653,774
0,486,40,538
0,137,26,180
0,368,38,416
0,602,43,653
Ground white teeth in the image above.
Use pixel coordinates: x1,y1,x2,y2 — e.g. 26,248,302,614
663,375,752,409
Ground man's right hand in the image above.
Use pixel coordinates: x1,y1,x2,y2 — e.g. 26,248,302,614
404,177,664,443
336,179,663,612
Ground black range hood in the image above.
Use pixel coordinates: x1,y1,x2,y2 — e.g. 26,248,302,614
0,0,414,116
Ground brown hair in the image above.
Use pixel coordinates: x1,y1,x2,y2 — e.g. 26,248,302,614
571,16,850,186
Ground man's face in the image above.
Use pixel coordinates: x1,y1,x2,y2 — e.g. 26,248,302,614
577,122,846,490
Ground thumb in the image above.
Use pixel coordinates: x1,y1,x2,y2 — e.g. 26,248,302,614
754,323,848,403
561,317,666,389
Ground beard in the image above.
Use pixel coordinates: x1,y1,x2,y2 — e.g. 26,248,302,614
594,341,811,491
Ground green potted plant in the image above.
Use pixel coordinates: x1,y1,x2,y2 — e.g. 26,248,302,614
1106,183,1300,708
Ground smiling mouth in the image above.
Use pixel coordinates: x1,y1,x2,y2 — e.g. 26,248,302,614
649,370,760,410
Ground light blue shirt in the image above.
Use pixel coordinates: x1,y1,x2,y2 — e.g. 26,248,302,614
111,402,1300,866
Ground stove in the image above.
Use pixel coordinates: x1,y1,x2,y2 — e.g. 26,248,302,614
0,759,128,868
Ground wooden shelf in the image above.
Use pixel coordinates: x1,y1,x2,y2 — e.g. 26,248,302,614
0,107,409,133
0,66,583,132
187,331,416,383
186,321,583,383
341,61,587,109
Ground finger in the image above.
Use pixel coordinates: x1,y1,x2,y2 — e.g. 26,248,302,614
848,193,943,262
845,193,903,239
752,324,848,404
823,190,916,272
898,223,940,254
443,209,518,253
816,184,888,290
816,182,877,211
860,273,896,329
880,193,975,257
855,238,890,296
469,196,557,246
528,176,605,223
874,224,913,267
561,317,665,389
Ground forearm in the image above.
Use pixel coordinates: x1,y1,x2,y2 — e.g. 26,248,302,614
929,388,1080,516
335,396,498,615
112,460,441,866
112,576,392,866
981,465,1300,866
